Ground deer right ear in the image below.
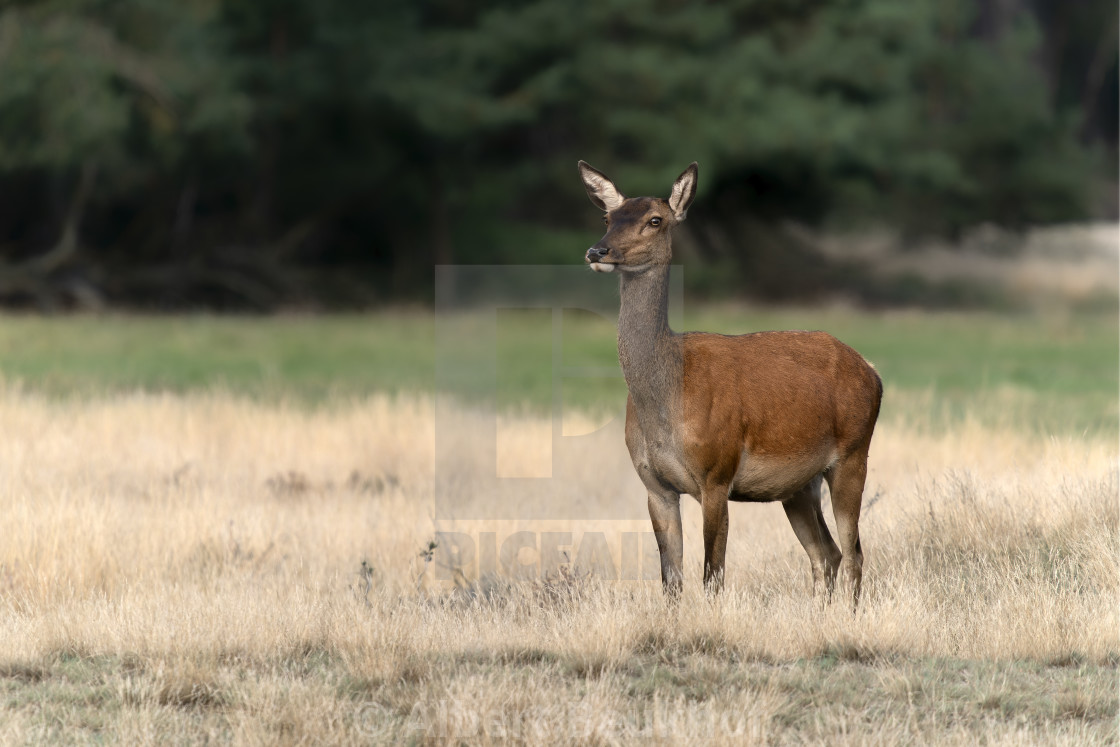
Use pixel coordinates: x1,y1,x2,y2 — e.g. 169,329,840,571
668,162,698,221
578,161,626,212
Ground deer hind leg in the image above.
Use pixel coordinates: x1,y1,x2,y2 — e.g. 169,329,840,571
647,487,683,596
700,485,730,593
825,450,870,609
782,475,842,604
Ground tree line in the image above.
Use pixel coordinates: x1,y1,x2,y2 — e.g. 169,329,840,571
0,0,1114,309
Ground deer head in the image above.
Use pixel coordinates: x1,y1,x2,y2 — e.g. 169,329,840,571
578,161,698,274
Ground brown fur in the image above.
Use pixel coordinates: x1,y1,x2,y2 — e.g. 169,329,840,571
578,161,882,604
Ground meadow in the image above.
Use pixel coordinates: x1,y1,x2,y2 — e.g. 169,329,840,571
0,308,1116,744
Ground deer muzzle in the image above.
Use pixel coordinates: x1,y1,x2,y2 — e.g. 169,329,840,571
586,244,615,272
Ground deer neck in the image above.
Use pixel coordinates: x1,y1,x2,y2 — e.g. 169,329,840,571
617,263,682,413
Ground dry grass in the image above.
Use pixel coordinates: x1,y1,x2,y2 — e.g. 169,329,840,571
0,387,1116,744
817,221,1119,308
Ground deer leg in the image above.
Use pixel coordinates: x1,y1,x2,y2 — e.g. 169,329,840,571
825,451,869,609
647,488,683,595
782,476,841,603
700,486,730,593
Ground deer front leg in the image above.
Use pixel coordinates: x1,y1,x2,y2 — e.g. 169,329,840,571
701,486,730,593
647,488,683,596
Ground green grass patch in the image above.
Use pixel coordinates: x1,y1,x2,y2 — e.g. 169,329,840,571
0,307,1115,432
0,313,434,402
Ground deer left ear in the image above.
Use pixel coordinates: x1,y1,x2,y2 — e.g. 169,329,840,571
579,161,626,212
668,162,698,220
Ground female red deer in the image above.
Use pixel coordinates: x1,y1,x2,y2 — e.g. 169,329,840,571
578,161,882,606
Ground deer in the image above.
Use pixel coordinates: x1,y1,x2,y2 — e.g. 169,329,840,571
578,160,882,606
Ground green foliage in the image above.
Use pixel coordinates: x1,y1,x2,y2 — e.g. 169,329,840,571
0,0,1110,306
0,1,250,174
375,0,1096,229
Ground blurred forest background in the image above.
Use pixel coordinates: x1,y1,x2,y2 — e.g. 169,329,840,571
0,0,1115,310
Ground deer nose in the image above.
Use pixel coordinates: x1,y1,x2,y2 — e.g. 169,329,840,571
586,245,609,261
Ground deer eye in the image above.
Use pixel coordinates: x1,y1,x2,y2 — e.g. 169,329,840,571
602,215,609,225
649,217,662,227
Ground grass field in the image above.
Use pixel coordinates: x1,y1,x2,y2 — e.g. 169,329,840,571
0,308,1116,744
0,306,1115,429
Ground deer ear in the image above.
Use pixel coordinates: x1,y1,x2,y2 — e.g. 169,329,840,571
578,161,626,212
668,162,698,220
